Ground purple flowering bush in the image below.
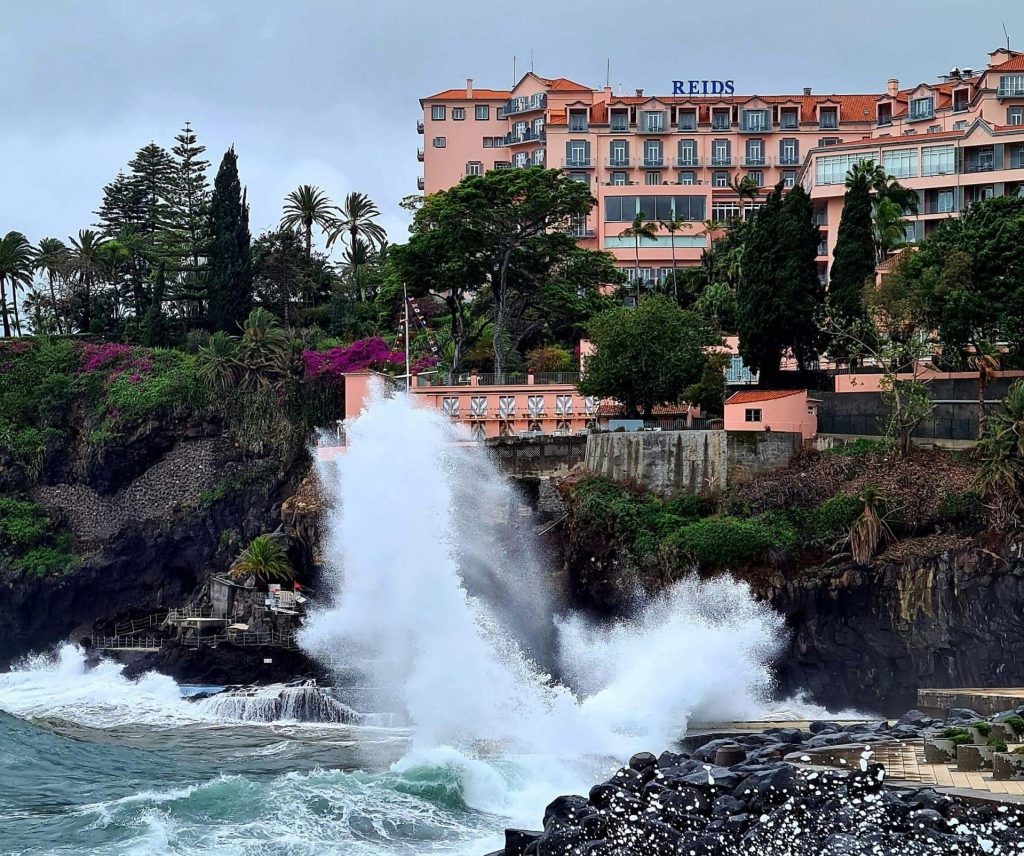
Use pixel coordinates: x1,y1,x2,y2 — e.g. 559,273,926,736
303,337,405,380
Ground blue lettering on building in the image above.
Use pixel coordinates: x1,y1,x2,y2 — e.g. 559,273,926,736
671,80,736,96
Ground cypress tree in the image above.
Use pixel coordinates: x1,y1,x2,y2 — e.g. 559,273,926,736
142,263,168,347
828,167,876,331
737,184,785,381
207,147,252,332
776,185,826,369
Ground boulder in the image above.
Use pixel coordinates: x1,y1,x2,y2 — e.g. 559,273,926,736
628,751,658,773
692,738,741,763
504,829,542,856
543,795,588,827
896,709,935,728
710,794,746,817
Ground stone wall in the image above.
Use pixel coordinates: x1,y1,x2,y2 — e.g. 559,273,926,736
583,430,801,497
486,435,587,478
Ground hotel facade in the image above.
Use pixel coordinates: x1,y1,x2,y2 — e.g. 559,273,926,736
418,49,1024,287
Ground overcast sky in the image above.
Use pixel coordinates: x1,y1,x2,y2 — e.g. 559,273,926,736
2,0,1022,257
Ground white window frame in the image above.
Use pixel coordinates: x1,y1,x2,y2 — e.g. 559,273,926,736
611,171,627,186
442,397,459,417
745,408,762,423
643,111,664,133
909,96,934,121
432,136,446,148
678,170,695,185
431,105,446,121
921,145,955,177
645,171,662,185
465,161,482,176
452,107,465,121
475,105,489,120
999,75,1024,97
882,148,917,179
818,107,838,129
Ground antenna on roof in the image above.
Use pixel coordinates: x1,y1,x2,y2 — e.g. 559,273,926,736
530,49,534,73
606,59,610,89
1004,22,1011,51
513,55,517,86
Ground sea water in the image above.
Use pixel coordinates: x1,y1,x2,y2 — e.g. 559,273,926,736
0,388,799,855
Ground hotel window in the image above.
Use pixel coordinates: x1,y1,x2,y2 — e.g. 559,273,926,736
442,397,459,417
569,110,589,132
952,89,968,113
452,107,465,121
742,109,768,132
609,140,629,166
555,396,572,416
779,108,799,129
465,161,482,176
747,170,763,187
498,396,515,419
909,96,934,121
818,137,841,147
532,117,544,135
745,138,764,166
432,136,446,148
532,148,545,166
569,172,589,184
815,152,872,185
528,395,545,417
643,111,665,133
818,107,838,129
513,120,527,141
953,120,968,131
999,74,1024,97
883,149,917,179
930,188,955,213
623,267,653,284
469,396,487,418
483,137,494,148
877,103,893,126
566,140,589,166
1008,106,1024,126
610,110,629,131
497,106,506,119
678,170,696,185
494,160,511,169
514,152,529,167
645,171,662,185
711,109,730,130
782,170,796,188
779,138,799,165
921,145,955,176
711,139,731,165
712,202,740,221
677,109,697,131
431,105,446,120
611,171,628,185
745,408,762,423
677,139,697,166
475,105,490,120
644,140,663,166
712,171,729,187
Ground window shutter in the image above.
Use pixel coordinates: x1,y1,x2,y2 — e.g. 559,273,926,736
584,140,591,161
993,144,1005,170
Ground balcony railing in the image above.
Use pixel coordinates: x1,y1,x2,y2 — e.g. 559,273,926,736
610,121,630,132
505,128,545,145
642,157,665,168
710,156,733,166
997,84,1024,98
877,116,893,127
569,121,589,132
568,227,596,238
676,156,701,167
416,177,424,190
743,156,765,167
606,157,633,167
677,121,698,132
965,161,994,173
562,157,594,168
779,155,801,166
415,372,580,388
909,109,935,122
504,93,547,115
779,118,799,130
416,148,424,162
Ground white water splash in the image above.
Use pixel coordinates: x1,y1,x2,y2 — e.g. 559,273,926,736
300,388,789,760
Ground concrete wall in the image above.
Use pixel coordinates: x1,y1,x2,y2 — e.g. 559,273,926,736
583,429,802,496
486,434,587,478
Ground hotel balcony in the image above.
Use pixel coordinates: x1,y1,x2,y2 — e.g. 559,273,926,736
710,157,733,167
416,177,424,191
997,84,1024,99
416,148,424,162
504,128,546,145
642,157,665,168
568,227,596,238
742,157,766,167
605,157,634,168
676,157,702,167
562,157,594,168
504,93,547,115
417,121,424,134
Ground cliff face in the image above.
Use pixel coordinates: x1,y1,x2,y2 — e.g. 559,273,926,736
0,410,296,668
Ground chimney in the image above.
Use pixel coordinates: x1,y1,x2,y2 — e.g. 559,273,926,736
635,88,644,97
466,77,473,98
989,48,1015,67
803,87,812,96
887,78,899,97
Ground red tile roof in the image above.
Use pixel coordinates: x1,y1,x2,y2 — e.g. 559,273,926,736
424,88,510,101
726,389,805,405
541,76,591,91
991,54,1024,71
598,403,693,417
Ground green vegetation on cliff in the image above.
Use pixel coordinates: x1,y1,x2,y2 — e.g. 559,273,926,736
0,498,74,577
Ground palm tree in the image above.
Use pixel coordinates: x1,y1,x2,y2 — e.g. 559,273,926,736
230,534,294,583
280,185,335,259
34,237,68,334
976,380,1024,524
0,232,35,337
618,213,658,302
968,342,1001,436
848,485,890,565
873,197,910,262
698,218,724,288
197,331,239,393
658,215,691,301
235,307,288,390
65,229,110,334
327,192,387,253
728,175,760,221
342,238,371,302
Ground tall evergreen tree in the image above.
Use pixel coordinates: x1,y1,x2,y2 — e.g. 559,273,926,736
776,185,826,369
736,185,784,380
142,262,168,346
207,147,252,333
828,162,877,335
171,122,211,275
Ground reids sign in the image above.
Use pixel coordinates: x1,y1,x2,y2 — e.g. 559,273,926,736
672,80,735,96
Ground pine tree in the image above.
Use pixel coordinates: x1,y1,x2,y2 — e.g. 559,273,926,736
170,122,212,320
207,147,252,332
828,166,876,332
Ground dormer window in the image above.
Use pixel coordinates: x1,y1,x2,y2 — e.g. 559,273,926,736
998,74,1024,98
909,96,934,121
953,89,969,113
569,110,589,131
677,109,697,131
818,107,838,129
877,103,892,127
711,109,730,130
642,110,665,133
610,109,629,131
779,108,799,129
741,109,768,132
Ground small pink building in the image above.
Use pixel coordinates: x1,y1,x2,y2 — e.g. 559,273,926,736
724,389,818,439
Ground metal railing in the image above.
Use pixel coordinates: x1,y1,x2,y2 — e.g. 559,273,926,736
561,158,593,168
532,372,581,384
95,635,163,651
504,94,546,115
114,612,167,637
167,606,228,622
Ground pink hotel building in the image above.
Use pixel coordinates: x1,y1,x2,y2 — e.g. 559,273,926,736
418,49,1024,288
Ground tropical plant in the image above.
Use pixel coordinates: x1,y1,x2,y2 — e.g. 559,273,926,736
975,379,1024,524
0,231,35,337
280,184,335,258
618,213,658,301
234,307,289,390
196,331,239,393
658,214,691,301
34,237,68,334
729,175,760,221
848,485,890,565
967,342,1001,435
65,229,111,334
327,191,387,253
229,533,294,583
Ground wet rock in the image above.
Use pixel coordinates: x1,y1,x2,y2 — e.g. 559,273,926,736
896,709,934,728
947,707,981,722
692,738,740,763
504,829,542,856
543,795,588,827
710,794,746,817
628,751,658,773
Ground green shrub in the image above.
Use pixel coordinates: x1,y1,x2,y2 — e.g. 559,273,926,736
666,514,797,568
805,494,863,544
663,494,712,520
937,489,984,524
1004,716,1024,737
988,738,1008,753
103,350,205,424
941,727,973,745
0,497,76,577
15,546,75,577
972,721,993,737
0,498,49,547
